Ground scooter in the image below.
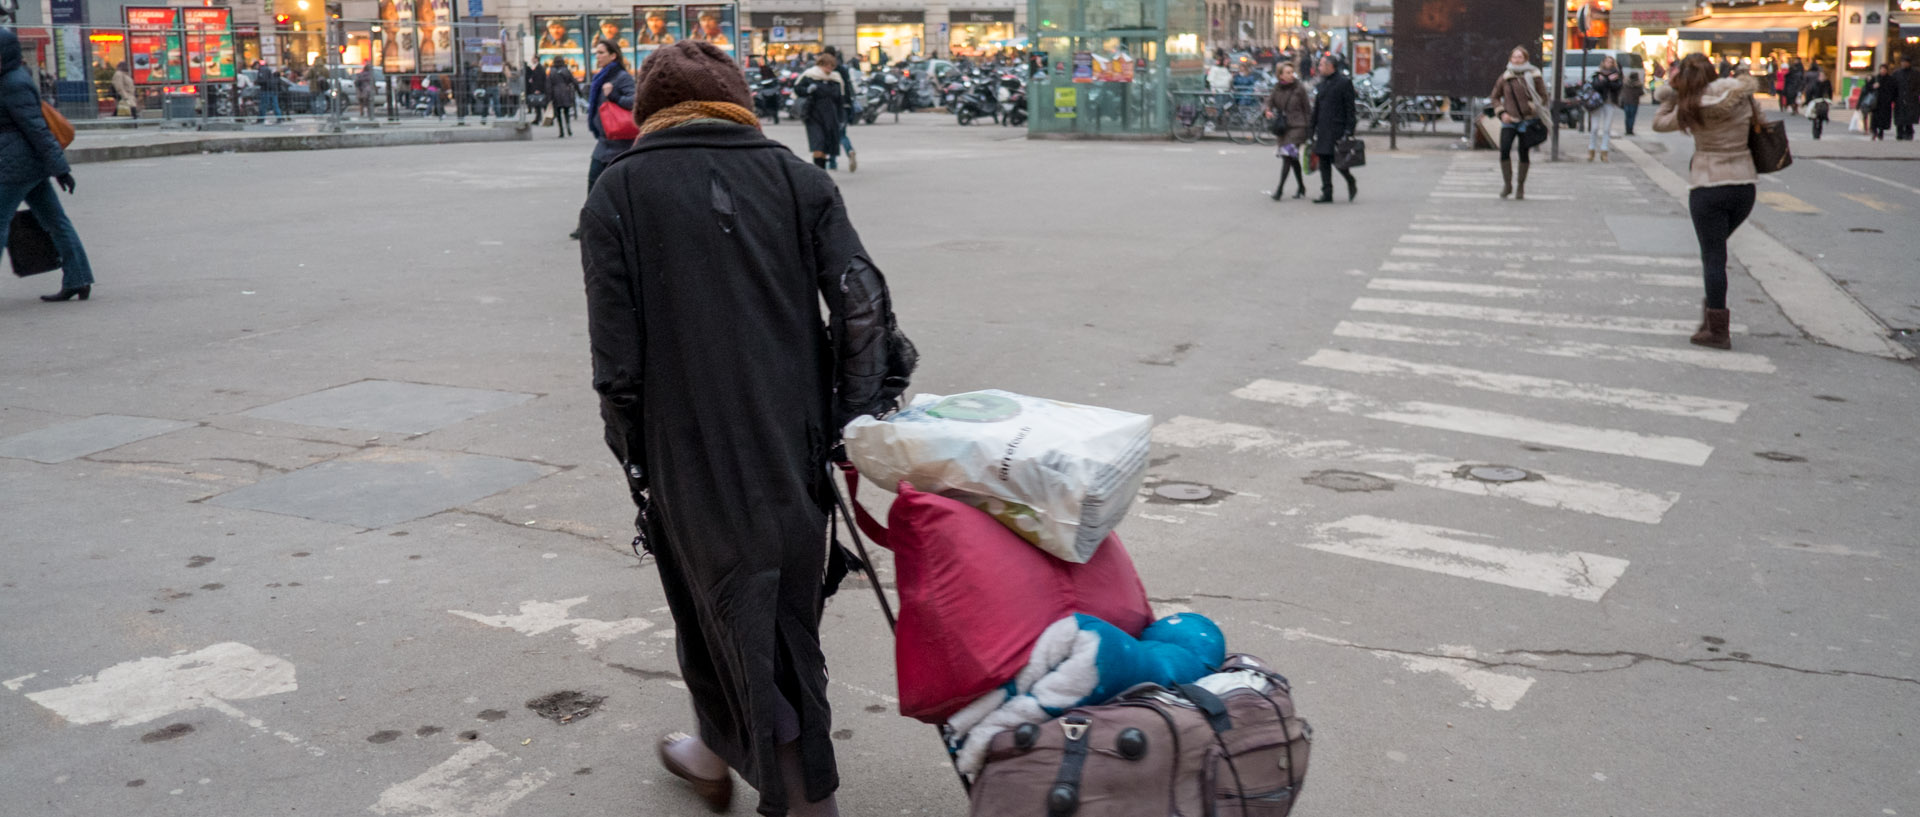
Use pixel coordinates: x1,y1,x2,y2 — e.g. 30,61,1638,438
996,73,1027,126
954,76,998,125
861,82,887,124
753,77,787,123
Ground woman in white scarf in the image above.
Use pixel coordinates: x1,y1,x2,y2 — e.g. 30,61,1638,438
1490,46,1552,200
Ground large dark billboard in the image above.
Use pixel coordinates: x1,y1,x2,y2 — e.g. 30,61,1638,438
1391,0,1545,96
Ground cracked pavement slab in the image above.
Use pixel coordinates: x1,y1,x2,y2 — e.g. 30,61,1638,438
3,120,1918,817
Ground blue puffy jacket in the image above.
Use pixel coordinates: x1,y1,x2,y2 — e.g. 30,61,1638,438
0,28,70,185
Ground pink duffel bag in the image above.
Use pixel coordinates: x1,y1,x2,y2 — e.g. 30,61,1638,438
839,468,1154,723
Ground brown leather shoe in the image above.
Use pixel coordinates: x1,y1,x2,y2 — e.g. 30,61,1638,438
659,732,734,812
1690,307,1732,349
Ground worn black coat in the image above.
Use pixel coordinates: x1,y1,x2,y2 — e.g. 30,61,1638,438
794,69,844,156
0,29,68,186
580,122,905,816
1896,67,1920,127
1310,71,1356,156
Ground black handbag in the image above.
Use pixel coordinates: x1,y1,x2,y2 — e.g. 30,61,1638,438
1267,108,1289,136
9,209,62,278
1518,117,1549,149
1749,117,1792,174
1334,136,1366,169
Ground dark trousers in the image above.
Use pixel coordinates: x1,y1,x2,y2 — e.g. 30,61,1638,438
1899,118,1916,140
0,178,95,291
1498,124,1535,163
588,157,608,193
554,105,573,136
1275,153,1305,195
1316,153,1353,196
1622,103,1639,134
1688,184,1756,311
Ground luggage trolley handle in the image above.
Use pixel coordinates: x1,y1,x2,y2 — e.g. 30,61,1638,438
827,462,973,795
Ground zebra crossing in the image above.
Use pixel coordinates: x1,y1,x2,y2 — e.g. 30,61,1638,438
1149,152,1757,628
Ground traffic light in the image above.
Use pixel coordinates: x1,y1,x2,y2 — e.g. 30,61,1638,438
1300,11,1311,27
274,13,291,25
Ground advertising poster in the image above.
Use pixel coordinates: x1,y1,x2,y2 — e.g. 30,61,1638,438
682,5,736,55
535,15,588,80
592,15,635,58
183,8,236,82
1093,52,1133,82
633,5,682,53
418,0,454,73
1071,51,1093,83
1352,40,1374,77
1053,86,1076,118
125,7,183,85
380,0,418,73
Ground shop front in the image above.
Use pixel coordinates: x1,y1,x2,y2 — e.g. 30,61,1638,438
951,9,1018,56
748,11,825,62
1674,3,1840,72
857,10,924,63
1027,0,1208,137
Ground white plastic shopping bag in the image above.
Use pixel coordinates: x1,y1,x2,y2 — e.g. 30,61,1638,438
843,390,1152,563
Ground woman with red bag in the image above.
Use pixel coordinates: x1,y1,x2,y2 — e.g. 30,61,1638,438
584,39,634,189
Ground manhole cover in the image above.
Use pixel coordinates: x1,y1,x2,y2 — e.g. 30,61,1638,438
1302,470,1393,493
526,691,606,724
1154,483,1214,502
1464,465,1531,483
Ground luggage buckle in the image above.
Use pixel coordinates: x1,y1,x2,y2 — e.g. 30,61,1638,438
1061,718,1089,742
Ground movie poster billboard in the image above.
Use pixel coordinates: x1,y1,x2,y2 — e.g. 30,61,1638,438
126,7,184,85
379,0,418,72
681,4,735,55
631,5,682,63
535,15,588,80
418,0,454,73
183,7,236,82
591,15,635,59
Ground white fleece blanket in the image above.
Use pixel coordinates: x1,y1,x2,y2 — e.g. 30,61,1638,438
945,616,1102,775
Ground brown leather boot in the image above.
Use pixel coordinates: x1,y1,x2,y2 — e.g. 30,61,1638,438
1690,307,1732,349
1513,162,1529,200
1500,159,1513,198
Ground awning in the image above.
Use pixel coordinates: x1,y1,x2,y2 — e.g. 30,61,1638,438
1676,14,1829,44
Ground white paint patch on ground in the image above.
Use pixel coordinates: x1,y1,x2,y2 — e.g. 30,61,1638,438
1299,348,1748,422
1389,246,1700,268
204,698,325,756
1405,223,1540,233
1305,515,1629,602
1378,260,1699,288
369,742,554,817
1332,321,1777,373
1152,416,1677,523
1232,380,1715,466
1351,296,1748,336
1255,623,1536,710
3,673,38,691
23,642,297,728
449,597,654,648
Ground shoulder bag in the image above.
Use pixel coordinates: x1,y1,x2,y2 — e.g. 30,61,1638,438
1748,114,1791,173
1334,135,1365,169
597,98,639,140
41,101,75,148
9,210,63,277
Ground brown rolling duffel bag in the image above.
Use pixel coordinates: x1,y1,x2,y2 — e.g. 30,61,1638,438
967,653,1312,817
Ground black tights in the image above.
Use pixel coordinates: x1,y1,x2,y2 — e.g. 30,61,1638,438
1316,153,1353,195
1498,125,1533,164
1277,154,1305,194
1688,184,1756,311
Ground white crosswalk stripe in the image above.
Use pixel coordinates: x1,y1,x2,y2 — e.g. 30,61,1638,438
1351,297,1749,336
1303,515,1629,602
1298,349,1748,422
1390,246,1700,267
1331,321,1778,373
1232,379,1716,465
1377,261,1698,289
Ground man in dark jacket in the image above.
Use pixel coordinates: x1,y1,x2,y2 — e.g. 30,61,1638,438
580,40,912,817
1309,54,1357,203
1895,58,1919,141
0,28,95,301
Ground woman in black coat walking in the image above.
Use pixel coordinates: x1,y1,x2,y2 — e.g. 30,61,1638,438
580,40,913,817
1309,54,1357,203
0,29,95,302
547,57,576,138
794,52,845,169
1865,63,1895,140
524,61,548,126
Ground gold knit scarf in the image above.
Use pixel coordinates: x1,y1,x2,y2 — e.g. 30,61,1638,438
639,101,762,135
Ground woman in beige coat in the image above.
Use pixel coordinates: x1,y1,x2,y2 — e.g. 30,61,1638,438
1652,53,1763,350
111,63,137,119
1265,61,1313,200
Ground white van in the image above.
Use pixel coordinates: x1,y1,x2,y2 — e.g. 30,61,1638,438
1544,49,1647,88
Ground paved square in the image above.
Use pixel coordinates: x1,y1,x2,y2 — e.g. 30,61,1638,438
241,380,535,435
0,415,196,464
205,448,549,528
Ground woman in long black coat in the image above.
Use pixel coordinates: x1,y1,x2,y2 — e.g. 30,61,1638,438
1309,54,1357,203
794,53,845,168
1866,63,1895,140
580,41,912,817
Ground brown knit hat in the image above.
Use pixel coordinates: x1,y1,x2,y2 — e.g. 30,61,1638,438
631,41,753,127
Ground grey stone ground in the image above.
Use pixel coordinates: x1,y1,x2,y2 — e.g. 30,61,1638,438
2,114,1917,817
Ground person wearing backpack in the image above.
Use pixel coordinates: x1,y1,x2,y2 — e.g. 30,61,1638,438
0,29,95,302
1587,55,1623,161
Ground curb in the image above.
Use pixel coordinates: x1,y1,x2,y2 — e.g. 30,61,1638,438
67,125,530,164
1614,138,1913,361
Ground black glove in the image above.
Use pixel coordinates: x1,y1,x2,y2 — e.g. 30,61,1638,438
55,173,75,194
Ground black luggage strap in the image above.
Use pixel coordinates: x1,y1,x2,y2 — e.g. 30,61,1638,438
1047,716,1093,816
1176,683,1233,734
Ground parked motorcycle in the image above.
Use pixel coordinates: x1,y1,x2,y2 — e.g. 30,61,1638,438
752,76,788,123
953,75,999,125
996,72,1027,126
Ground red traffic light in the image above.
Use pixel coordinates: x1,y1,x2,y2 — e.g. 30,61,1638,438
274,13,291,24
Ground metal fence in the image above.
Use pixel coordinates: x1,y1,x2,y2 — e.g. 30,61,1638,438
12,21,547,129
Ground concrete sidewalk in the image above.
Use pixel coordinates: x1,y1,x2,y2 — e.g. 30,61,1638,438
67,119,530,163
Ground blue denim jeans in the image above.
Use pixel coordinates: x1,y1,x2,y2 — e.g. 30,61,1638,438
259,91,283,119
0,178,95,291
